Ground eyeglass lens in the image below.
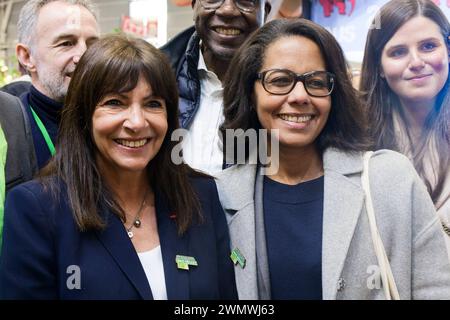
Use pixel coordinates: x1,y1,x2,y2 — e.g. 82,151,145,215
263,70,333,96
200,0,258,12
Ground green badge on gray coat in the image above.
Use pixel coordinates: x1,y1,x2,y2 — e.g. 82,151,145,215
230,248,246,268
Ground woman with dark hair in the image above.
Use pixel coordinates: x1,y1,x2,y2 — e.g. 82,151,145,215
217,18,450,299
360,0,450,242
0,34,237,300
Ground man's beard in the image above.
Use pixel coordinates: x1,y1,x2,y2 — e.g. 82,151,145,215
37,66,71,103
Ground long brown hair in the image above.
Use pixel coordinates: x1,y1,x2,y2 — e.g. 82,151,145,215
41,34,203,234
360,0,450,203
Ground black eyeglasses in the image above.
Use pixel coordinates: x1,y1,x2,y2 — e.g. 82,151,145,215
198,0,259,13
256,69,335,97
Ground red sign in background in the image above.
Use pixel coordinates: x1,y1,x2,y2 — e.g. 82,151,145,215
121,15,157,38
172,0,192,6
318,0,450,17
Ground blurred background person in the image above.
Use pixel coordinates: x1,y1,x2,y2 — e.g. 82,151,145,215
161,0,271,175
15,0,100,170
360,0,450,252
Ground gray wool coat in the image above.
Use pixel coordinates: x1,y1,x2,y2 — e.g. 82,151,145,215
215,148,450,300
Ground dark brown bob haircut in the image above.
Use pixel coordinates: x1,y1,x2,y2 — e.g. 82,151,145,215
221,18,370,160
42,33,202,234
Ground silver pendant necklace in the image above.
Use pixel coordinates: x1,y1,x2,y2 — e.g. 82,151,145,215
126,190,148,239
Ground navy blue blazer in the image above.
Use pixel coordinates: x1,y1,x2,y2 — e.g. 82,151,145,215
0,176,237,300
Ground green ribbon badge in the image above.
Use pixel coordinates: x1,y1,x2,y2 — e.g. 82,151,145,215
230,248,246,269
175,255,198,270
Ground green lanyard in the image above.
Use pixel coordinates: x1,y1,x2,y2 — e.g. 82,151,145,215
30,106,56,156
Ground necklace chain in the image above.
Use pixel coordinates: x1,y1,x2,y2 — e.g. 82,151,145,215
126,190,149,239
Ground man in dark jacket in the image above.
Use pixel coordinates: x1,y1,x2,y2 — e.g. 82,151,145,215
161,0,270,174
15,0,99,169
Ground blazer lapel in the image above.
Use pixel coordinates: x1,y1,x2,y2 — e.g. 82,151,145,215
254,167,271,299
321,170,364,300
95,208,153,300
155,189,190,300
216,165,259,299
228,207,258,299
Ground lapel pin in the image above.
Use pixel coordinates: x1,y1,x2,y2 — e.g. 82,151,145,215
175,255,198,270
230,248,246,269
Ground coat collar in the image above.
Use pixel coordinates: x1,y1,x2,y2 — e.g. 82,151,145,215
323,148,364,175
218,148,365,211
216,164,258,212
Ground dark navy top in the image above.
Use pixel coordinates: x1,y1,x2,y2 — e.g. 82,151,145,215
20,85,62,169
263,175,324,300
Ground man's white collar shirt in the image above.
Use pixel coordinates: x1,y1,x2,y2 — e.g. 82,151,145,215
181,50,224,175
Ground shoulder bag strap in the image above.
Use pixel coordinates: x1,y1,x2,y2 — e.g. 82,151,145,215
362,151,400,300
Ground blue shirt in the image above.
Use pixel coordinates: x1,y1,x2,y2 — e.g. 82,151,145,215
263,175,324,300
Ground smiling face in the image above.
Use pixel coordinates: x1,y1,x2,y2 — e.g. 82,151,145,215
254,36,331,152
193,0,263,62
92,76,168,176
381,16,449,108
29,1,99,102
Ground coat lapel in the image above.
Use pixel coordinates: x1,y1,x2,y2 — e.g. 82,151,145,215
254,167,271,299
321,149,365,300
155,189,190,300
95,208,153,300
216,165,259,299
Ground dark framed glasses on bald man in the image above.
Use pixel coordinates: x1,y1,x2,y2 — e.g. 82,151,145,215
257,69,335,97
198,0,260,12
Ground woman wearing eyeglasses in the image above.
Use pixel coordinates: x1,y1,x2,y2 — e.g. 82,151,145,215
217,19,450,299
